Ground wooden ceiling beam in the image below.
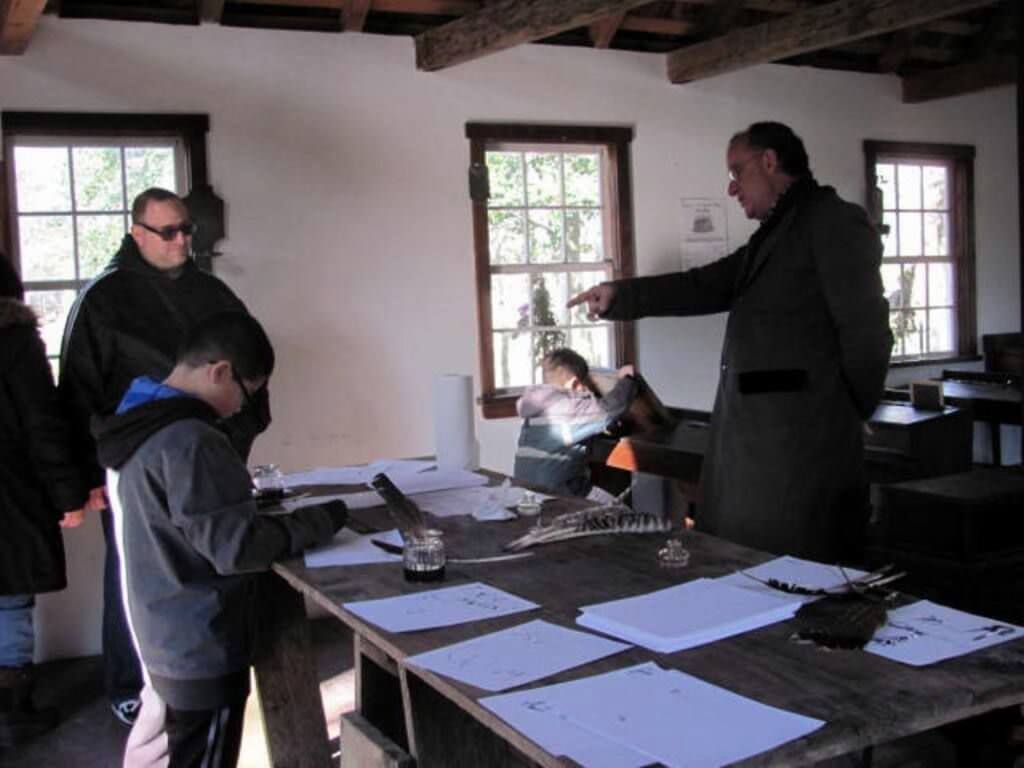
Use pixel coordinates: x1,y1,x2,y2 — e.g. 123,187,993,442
589,11,626,48
1,0,46,54
967,0,1014,60
199,0,226,23
415,0,655,71
841,36,956,63
345,0,371,31
618,16,696,36
901,53,1016,102
667,0,1001,84
741,0,979,36
876,27,917,72
701,0,745,37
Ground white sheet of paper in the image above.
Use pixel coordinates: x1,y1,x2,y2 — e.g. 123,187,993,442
865,600,1024,666
344,582,539,633
481,662,824,768
577,578,801,653
717,556,869,605
411,484,546,520
303,528,403,568
389,467,489,495
480,692,653,768
408,619,630,692
284,459,437,488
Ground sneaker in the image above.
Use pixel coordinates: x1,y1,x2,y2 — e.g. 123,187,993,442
111,698,140,727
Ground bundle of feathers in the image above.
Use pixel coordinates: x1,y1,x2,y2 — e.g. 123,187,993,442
504,504,672,552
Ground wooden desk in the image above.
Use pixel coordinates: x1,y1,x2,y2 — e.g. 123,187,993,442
887,381,1023,465
591,402,973,489
252,485,1024,767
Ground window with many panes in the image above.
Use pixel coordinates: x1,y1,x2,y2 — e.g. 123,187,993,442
864,141,976,363
468,124,636,418
2,113,209,372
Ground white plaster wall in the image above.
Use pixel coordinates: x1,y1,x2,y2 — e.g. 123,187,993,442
0,17,1018,660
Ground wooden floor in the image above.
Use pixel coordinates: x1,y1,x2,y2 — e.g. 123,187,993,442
1,617,356,768
4,618,1020,767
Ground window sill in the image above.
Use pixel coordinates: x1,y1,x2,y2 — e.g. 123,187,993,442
479,395,520,420
889,354,982,369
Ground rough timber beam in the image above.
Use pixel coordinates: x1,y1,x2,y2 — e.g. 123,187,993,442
199,0,226,23
0,0,46,55
666,0,1001,84
901,53,1016,102
589,11,626,48
345,0,371,31
415,0,654,72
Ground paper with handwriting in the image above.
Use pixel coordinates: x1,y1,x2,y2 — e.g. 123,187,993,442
866,600,1024,666
481,662,824,767
344,582,538,633
408,619,629,691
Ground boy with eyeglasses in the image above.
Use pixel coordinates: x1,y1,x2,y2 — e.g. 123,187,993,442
59,187,268,726
94,311,347,768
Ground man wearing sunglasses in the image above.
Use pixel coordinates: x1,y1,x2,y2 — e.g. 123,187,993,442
58,187,270,728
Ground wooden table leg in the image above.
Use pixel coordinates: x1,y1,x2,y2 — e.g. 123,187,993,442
252,572,333,768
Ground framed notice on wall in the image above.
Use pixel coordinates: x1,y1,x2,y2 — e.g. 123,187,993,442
680,198,728,270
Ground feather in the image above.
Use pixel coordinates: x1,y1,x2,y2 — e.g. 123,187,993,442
504,504,672,552
370,473,428,540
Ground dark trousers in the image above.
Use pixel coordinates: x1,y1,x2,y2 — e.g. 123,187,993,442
166,697,247,768
101,507,143,703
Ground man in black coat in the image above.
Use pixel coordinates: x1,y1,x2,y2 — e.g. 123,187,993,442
570,122,892,563
0,256,87,746
59,188,269,725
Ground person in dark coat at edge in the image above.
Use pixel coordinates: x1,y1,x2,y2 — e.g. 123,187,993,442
569,122,893,564
58,188,271,726
0,256,88,747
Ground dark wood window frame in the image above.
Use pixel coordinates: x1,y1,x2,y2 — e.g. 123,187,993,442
467,122,637,419
863,139,978,367
1,111,209,260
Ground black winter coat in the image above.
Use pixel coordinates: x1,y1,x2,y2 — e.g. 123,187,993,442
606,181,892,563
59,235,268,490
0,299,87,595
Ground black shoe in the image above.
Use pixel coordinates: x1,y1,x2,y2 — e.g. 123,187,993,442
111,698,141,727
0,666,58,748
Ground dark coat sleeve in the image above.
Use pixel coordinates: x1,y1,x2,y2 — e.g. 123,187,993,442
58,295,111,490
809,198,893,418
11,327,88,515
603,249,744,321
166,433,337,575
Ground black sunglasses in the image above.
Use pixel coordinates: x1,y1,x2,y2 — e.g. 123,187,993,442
137,221,197,241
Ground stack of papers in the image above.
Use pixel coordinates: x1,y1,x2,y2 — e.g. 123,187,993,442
344,582,539,633
866,600,1024,666
480,662,824,768
408,619,629,692
577,578,802,653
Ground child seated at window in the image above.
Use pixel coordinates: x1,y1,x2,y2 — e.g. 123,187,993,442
513,348,637,497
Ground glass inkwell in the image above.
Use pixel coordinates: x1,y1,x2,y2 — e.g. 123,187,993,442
516,491,542,517
403,529,447,583
252,464,285,500
657,537,690,568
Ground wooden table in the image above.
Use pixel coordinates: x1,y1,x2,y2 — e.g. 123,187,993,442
252,483,1024,767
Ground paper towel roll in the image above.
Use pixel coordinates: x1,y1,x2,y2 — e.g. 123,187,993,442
433,374,478,470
